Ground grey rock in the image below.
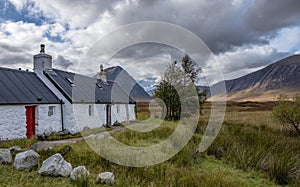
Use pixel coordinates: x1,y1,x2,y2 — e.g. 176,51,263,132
14,150,40,171
96,172,115,185
30,143,39,151
38,153,72,177
70,166,90,181
0,149,12,164
9,146,21,154
44,146,54,152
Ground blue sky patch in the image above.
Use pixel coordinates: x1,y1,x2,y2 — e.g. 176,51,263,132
0,1,51,26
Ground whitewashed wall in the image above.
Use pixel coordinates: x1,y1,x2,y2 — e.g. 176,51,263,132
71,104,106,133
36,71,136,134
111,104,136,124
35,71,76,134
0,105,26,140
36,104,62,135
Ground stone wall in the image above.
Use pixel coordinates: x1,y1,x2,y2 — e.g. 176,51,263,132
0,105,26,140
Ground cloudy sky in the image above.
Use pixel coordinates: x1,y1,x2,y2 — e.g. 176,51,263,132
0,0,300,84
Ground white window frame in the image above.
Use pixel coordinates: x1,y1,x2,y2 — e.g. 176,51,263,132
88,105,94,116
48,106,55,117
116,104,120,114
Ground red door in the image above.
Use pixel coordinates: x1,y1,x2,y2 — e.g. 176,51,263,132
25,106,36,139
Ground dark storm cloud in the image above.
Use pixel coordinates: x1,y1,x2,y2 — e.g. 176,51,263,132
113,43,185,61
111,0,300,54
245,0,300,32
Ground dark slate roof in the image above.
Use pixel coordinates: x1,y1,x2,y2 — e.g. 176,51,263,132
105,66,152,101
0,67,61,105
45,69,134,104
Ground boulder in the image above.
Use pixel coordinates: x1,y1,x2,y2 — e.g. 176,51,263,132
96,172,115,185
9,146,21,154
0,149,12,164
70,166,90,181
38,153,72,177
14,150,40,171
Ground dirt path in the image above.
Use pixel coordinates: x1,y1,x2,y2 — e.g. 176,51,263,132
32,123,141,150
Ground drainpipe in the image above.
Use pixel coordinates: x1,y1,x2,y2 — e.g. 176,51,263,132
60,99,64,131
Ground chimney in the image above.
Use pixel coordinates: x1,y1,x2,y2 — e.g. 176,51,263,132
33,44,52,73
97,64,107,82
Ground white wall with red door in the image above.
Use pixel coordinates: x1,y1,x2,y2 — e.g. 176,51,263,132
0,104,63,140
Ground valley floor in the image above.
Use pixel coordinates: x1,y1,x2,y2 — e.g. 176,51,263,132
0,102,298,186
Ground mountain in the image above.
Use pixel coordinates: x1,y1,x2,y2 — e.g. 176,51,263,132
138,77,158,96
212,55,300,101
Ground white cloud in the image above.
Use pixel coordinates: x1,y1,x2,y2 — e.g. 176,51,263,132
270,26,300,52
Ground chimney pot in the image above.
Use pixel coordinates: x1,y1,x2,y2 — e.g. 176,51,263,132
40,44,45,53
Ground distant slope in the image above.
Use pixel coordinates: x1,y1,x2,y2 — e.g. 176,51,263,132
138,77,158,96
212,55,300,101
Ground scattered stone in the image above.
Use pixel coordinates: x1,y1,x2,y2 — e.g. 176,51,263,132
9,146,21,154
14,150,40,171
59,145,72,156
37,133,47,141
0,149,12,164
96,172,115,185
30,143,39,151
38,153,72,177
70,166,90,181
44,146,54,152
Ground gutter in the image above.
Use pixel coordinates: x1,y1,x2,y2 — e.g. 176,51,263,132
60,99,64,131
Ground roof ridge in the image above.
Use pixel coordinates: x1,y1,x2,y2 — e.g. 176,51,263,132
0,67,34,74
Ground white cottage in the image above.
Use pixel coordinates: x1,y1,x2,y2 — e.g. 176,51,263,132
0,44,138,140
33,44,136,134
0,67,62,140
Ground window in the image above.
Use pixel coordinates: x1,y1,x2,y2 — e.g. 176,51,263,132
48,106,55,117
116,105,120,114
88,105,94,116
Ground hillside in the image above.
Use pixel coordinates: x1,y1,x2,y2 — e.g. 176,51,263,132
213,55,300,101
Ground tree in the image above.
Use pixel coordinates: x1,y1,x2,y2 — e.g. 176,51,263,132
154,56,207,121
181,54,201,83
272,94,300,135
181,55,207,114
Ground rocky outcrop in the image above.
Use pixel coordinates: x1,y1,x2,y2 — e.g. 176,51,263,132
38,153,72,177
96,172,115,185
0,149,12,164
14,150,40,171
70,166,90,181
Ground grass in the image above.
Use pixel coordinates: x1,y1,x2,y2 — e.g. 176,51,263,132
0,116,281,187
207,121,300,185
0,144,278,187
1,102,299,186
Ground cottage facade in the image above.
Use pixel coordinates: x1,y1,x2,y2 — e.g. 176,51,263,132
0,67,62,140
0,45,138,140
